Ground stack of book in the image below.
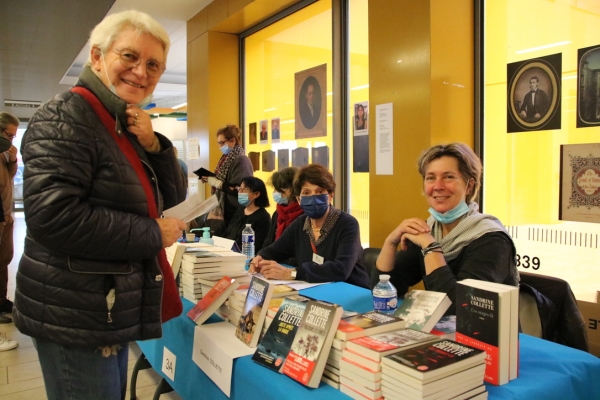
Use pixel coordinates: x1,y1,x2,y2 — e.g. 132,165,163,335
456,279,519,386
381,339,488,399
339,328,438,400
329,311,404,398
179,251,247,302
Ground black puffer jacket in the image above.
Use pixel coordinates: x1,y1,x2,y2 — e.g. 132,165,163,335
13,66,186,347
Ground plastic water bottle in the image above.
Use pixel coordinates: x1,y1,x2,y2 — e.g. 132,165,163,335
373,274,398,314
242,224,255,270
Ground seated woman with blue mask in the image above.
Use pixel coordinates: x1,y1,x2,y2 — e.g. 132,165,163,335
249,164,369,289
224,176,271,253
375,143,518,314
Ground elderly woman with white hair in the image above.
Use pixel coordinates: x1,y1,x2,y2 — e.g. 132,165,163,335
13,10,186,400
376,143,518,314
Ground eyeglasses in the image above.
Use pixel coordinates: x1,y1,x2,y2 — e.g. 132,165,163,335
112,48,166,78
217,138,231,146
1,129,16,139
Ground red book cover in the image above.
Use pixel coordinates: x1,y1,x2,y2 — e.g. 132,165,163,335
187,276,240,325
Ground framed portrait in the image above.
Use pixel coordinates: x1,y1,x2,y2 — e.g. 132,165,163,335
559,143,600,223
248,122,257,145
295,64,327,139
259,119,268,144
507,53,561,133
577,45,600,127
353,101,369,173
271,117,281,143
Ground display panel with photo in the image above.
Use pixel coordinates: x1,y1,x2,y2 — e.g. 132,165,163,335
577,45,600,127
271,118,281,143
249,122,257,145
353,101,369,173
259,119,269,143
295,64,327,139
507,53,561,133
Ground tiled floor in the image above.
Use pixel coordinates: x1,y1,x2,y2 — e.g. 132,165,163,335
0,213,182,400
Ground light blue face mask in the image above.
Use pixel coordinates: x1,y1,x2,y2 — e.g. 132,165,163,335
429,201,470,224
238,193,250,207
220,145,231,155
273,191,288,205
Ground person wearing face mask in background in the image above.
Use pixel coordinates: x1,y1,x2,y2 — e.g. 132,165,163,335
250,164,369,288
224,176,271,253
262,167,304,249
375,143,518,314
13,10,187,400
201,124,253,235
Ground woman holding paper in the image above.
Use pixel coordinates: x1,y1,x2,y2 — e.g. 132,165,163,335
249,164,369,288
14,11,186,400
200,124,253,233
375,143,518,314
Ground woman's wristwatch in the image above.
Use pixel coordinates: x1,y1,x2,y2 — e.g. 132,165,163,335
290,268,297,280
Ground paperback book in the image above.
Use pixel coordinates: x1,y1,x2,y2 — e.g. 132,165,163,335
252,295,311,372
456,279,519,385
394,290,452,333
336,311,405,341
281,300,344,388
235,276,275,347
346,328,441,361
186,276,241,325
381,339,486,384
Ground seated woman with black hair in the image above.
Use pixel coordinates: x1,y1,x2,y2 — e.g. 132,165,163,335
224,176,271,253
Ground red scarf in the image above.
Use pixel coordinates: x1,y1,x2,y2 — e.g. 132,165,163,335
71,86,182,323
276,201,304,239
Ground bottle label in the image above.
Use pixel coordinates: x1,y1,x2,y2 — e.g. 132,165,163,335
373,295,398,312
242,234,255,244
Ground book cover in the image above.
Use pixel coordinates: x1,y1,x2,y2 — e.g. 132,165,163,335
382,340,485,383
187,277,241,325
456,279,518,385
336,311,405,341
281,300,344,388
252,295,311,372
235,276,275,347
346,328,440,361
393,290,452,332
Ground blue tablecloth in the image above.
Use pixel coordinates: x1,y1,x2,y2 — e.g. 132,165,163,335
137,282,600,400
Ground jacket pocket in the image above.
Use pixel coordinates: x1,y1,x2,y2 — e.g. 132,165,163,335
68,257,134,275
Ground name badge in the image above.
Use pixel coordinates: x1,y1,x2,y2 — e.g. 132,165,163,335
312,253,324,265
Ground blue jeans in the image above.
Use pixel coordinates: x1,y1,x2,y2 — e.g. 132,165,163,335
33,337,129,400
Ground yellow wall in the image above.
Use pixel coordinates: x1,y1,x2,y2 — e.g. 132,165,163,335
368,0,474,247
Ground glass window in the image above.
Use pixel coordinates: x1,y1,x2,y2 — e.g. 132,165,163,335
483,0,600,301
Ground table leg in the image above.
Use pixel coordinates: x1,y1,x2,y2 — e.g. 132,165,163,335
130,353,152,400
152,378,174,400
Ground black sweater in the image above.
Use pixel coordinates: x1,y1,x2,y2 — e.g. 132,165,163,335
384,231,518,314
224,207,271,253
258,212,370,288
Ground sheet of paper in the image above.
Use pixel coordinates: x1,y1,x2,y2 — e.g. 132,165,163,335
192,322,255,397
376,102,394,175
249,273,330,290
163,193,218,223
187,138,199,160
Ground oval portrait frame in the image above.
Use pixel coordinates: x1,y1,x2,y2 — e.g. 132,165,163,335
509,60,560,130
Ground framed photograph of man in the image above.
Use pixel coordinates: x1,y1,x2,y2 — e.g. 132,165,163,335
248,122,257,145
259,119,268,144
507,53,561,133
577,45,600,128
295,64,327,139
271,117,281,143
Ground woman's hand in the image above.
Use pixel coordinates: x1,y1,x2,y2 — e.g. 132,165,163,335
385,218,431,250
401,231,436,252
126,106,158,150
156,217,186,248
259,260,293,280
248,255,264,273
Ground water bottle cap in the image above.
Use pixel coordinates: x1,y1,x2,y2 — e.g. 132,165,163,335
379,274,390,281
245,223,251,227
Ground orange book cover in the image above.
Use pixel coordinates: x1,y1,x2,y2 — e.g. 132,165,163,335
187,276,240,325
